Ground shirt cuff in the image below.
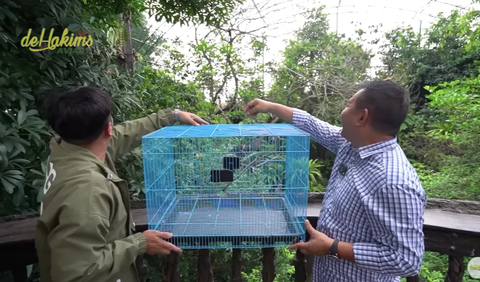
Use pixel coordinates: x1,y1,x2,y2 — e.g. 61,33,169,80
352,242,381,269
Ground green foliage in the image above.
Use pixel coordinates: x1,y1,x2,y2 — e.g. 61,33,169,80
145,0,244,26
83,0,243,27
308,159,324,192
426,77,480,148
269,6,372,123
2,0,480,280
0,0,120,215
378,9,480,105
241,248,295,282
416,253,478,282
413,76,480,201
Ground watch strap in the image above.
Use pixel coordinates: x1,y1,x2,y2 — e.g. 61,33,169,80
174,109,179,122
328,239,339,257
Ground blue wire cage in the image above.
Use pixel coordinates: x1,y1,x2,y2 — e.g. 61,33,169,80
142,124,310,249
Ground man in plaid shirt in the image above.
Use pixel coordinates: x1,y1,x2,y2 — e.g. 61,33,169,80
244,80,426,282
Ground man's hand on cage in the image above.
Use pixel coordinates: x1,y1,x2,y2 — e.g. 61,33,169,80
177,111,209,126
244,99,273,117
288,220,334,256
144,230,182,255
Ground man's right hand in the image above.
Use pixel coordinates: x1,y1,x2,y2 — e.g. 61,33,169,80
244,99,274,117
244,99,294,123
143,230,182,255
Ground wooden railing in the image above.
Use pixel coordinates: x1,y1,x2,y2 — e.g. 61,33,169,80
1,193,479,282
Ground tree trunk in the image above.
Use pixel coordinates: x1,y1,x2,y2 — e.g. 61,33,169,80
120,12,134,72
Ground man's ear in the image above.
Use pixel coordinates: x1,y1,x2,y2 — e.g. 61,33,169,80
357,108,369,126
105,121,113,137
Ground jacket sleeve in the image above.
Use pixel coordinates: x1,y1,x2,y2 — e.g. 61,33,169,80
353,184,426,277
107,109,175,161
48,212,147,282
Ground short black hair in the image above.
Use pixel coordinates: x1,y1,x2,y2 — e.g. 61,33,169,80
355,80,409,136
45,86,112,145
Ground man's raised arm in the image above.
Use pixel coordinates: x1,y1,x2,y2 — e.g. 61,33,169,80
244,99,346,154
108,109,208,161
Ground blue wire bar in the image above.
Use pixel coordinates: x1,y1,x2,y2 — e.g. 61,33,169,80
142,124,310,249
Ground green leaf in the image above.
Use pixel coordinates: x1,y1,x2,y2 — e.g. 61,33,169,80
30,169,44,176
1,177,15,194
40,61,47,71
26,109,38,117
47,68,55,80
67,23,82,32
4,170,22,176
0,122,5,136
15,26,22,37
20,91,35,101
32,178,44,189
2,8,17,22
13,184,25,206
25,128,41,140
17,109,26,125
3,0,18,8
11,158,29,165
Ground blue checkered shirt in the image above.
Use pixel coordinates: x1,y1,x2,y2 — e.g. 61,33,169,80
292,109,426,282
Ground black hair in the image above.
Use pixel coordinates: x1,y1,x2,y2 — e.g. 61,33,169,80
45,86,112,145
355,80,409,136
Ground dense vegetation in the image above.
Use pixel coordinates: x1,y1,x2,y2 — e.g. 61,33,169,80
0,0,479,281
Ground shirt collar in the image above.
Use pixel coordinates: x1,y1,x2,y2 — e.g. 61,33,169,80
356,137,398,159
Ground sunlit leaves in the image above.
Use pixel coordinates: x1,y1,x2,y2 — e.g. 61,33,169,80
425,77,480,147
269,6,371,123
145,0,244,27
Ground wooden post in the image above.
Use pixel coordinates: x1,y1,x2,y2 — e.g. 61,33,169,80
445,255,464,282
305,254,314,282
406,275,420,282
232,249,242,282
262,248,275,282
162,252,180,282
198,249,213,282
136,255,148,282
293,250,306,282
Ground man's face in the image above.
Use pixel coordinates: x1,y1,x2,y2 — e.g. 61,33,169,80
340,90,365,141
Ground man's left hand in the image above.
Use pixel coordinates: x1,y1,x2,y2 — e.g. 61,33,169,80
289,220,334,255
177,111,209,126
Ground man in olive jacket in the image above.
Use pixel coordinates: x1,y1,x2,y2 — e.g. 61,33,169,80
35,86,208,282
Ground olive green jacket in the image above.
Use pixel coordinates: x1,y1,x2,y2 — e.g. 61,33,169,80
35,109,175,282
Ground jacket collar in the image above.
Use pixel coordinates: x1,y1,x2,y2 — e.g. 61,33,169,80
356,137,398,159
49,137,120,180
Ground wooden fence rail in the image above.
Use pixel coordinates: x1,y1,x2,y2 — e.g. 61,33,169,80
1,193,479,282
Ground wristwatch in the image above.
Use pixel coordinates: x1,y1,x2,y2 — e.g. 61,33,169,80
174,109,179,122
327,239,340,260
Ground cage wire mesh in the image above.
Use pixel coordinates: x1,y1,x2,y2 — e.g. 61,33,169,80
142,124,310,249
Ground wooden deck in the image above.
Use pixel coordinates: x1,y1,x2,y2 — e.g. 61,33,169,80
1,193,480,282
